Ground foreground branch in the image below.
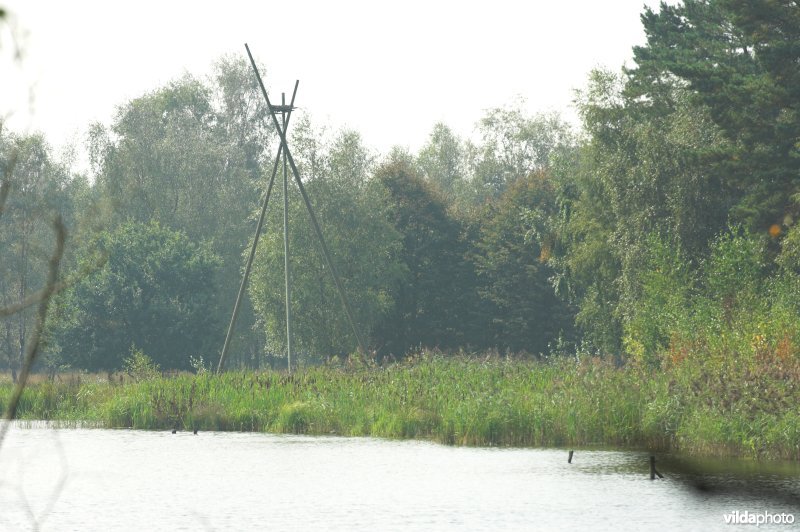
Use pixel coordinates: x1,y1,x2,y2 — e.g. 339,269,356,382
0,249,107,319
0,216,66,448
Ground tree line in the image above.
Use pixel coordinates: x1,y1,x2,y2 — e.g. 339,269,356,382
2,0,799,375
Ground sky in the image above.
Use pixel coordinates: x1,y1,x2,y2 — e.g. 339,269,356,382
1,0,667,168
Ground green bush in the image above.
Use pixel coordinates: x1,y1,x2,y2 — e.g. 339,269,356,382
123,347,161,382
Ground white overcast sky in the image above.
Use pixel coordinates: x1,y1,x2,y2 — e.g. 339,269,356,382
1,0,666,165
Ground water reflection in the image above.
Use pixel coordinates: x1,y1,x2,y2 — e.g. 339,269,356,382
0,424,797,531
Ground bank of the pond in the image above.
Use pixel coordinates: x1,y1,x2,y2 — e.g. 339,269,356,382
2,355,798,460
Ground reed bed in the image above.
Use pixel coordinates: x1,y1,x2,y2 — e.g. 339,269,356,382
2,353,798,460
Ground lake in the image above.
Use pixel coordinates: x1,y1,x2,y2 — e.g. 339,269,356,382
0,423,797,530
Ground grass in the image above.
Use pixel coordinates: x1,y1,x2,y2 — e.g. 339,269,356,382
2,351,798,460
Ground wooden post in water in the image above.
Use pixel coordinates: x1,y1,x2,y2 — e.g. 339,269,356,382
650,455,664,479
568,450,574,463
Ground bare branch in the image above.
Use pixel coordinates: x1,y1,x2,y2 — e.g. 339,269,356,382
0,216,66,449
0,152,16,221
0,250,107,318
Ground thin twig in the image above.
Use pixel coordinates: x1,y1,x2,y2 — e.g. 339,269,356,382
0,251,107,318
0,153,17,221
0,154,109,318
0,216,66,449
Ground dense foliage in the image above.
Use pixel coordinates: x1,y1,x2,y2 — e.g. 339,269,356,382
50,221,220,372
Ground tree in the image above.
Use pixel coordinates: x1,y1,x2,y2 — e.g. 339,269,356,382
417,123,468,205
94,66,269,244
371,160,482,356
550,68,732,354
51,221,221,372
474,170,574,354
551,0,800,355
469,101,574,201
628,0,800,230
0,128,73,379
90,58,275,366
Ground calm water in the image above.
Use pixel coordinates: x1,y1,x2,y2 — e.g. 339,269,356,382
0,423,797,531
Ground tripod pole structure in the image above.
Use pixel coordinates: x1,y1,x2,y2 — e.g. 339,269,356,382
245,43,369,358
217,82,298,373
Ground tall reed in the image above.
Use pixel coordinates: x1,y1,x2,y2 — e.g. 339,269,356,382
1,352,797,460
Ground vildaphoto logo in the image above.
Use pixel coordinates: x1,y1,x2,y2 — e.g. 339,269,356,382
723,510,795,526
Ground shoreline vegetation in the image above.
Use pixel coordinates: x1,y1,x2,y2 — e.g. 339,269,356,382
2,353,798,461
